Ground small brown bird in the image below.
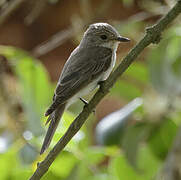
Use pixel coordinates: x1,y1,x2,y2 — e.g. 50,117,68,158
40,23,130,154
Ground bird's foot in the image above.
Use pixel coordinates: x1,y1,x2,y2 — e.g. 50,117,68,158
79,97,95,114
98,80,106,91
79,97,88,105
98,80,105,86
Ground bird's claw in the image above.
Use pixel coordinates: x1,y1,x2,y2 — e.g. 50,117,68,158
79,97,88,105
79,97,96,114
98,80,105,86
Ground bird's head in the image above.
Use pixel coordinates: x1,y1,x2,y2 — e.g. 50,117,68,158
80,23,130,49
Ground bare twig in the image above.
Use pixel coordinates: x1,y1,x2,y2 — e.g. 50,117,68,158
32,0,113,58
32,28,73,58
0,0,25,25
24,0,47,25
29,1,181,179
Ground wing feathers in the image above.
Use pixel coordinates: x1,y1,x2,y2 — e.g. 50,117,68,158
45,47,112,116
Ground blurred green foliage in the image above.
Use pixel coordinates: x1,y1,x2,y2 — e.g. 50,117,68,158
0,1,181,180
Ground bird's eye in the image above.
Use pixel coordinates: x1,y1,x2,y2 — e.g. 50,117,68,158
100,35,107,40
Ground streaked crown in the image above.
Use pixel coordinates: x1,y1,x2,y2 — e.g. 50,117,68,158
80,23,130,48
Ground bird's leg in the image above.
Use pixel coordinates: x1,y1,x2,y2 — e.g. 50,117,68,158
98,80,105,86
79,97,95,114
79,97,88,105
98,80,106,92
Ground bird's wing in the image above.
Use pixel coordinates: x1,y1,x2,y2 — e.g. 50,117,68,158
45,46,112,116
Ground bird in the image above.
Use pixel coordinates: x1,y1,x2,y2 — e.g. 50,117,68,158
40,23,130,154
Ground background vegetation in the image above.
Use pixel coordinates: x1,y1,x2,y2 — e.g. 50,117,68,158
0,0,181,179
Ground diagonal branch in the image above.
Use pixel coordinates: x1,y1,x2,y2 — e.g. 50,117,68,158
29,1,181,179
32,28,73,58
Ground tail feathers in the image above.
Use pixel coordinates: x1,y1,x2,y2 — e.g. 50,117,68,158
40,104,66,154
45,114,52,125
45,100,60,117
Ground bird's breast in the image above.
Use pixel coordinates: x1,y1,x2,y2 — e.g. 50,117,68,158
66,49,117,108
102,51,116,81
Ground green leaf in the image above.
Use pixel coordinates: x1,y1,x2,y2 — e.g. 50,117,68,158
0,46,54,136
0,145,34,179
76,162,92,180
171,55,181,77
166,35,181,61
121,122,151,168
109,153,142,180
148,33,181,95
137,146,161,179
109,146,160,180
0,148,18,179
122,0,134,7
50,151,78,178
12,168,32,180
42,171,62,180
87,174,110,180
18,144,38,165
83,147,105,164
125,62,149,84
111,80,141,100
148,118,178,160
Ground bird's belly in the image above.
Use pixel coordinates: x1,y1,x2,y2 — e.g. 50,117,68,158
102,52,116,80
66,76,101,108
66,52,116,108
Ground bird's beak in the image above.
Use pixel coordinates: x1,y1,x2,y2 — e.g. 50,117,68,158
116,36,130,42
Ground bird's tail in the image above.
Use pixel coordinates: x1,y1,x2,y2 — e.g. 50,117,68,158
40,104,66,154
